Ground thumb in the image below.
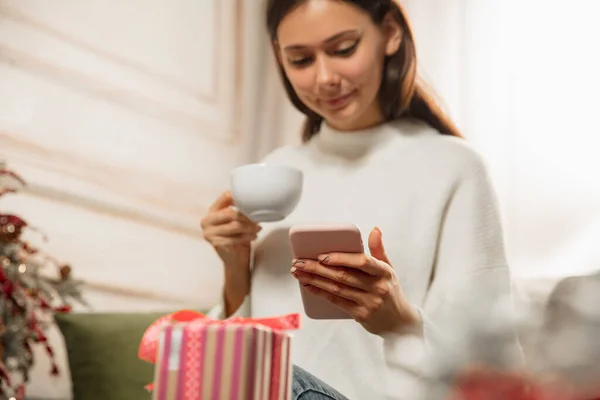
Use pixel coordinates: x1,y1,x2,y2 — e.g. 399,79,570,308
368,227,391,265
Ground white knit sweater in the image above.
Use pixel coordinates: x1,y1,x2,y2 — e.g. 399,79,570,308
208,119,521,399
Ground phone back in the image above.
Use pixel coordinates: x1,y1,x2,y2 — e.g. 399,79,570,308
288,223,364,320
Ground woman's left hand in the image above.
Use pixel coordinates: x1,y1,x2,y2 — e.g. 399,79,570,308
290,227,421,336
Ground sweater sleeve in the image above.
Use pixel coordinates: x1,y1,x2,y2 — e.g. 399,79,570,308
381,154,522,399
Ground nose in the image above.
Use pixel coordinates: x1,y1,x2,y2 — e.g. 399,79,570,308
315,56,340,88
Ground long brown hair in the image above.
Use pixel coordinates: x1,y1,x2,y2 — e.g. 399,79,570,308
266,0,463,142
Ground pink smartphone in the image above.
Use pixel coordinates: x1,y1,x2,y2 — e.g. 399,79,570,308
288,223,364,320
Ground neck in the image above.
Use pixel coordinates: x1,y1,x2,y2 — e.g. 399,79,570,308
326,106,383,132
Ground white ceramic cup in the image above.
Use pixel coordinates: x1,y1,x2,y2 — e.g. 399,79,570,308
230,163,303,222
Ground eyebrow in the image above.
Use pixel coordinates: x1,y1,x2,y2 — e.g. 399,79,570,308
282,29,361,51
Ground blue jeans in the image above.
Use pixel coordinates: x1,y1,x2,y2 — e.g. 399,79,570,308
292,365,349,400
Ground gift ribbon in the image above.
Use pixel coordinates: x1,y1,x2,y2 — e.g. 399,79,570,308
138,310,301,366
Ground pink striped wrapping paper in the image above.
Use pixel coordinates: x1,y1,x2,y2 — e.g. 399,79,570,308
140,311,299,400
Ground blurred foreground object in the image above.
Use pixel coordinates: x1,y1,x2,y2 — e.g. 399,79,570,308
0,162,86,400
532,272,600,399
448,367,577,400
425,273,600,399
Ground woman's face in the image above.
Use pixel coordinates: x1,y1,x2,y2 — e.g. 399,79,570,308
276,0,401,131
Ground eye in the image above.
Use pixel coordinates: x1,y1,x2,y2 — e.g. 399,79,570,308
334,40,359,57
288,57,313,67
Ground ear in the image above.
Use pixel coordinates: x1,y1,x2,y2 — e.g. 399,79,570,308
381,12,402,56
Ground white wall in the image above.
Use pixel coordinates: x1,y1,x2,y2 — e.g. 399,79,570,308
499,1,600,281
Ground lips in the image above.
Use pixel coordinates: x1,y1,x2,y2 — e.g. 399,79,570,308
322,91,355,109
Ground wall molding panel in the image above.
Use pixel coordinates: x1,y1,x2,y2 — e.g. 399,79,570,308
0,0,244,144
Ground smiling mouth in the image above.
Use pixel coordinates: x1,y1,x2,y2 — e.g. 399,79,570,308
321,91,355,109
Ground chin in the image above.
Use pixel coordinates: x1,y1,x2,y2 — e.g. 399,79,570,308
322,103,363,128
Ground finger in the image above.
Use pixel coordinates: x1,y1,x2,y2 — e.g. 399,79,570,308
292,270,366,303
291,259,375,291
205,220,261,237
301,284,358,315
316,253,390,277
202,207,255,228
208,190,234,212
368,227,391,265
301,284,381,326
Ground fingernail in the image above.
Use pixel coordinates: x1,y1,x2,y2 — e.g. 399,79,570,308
290,267,297,274
318,255,329,263
374,226,382,236
292,259,305,268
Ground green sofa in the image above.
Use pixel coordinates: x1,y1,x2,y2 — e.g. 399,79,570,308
54,312,168,400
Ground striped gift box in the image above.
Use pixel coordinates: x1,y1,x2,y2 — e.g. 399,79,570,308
146,314,297,400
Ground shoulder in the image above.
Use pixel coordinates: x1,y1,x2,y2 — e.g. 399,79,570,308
397,122,492,182
432,136,489,178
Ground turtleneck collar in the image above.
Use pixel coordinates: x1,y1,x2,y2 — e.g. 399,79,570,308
309,120,406,159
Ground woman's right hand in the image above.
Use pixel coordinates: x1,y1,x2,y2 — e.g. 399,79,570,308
201,190,261,272
201,191,261,316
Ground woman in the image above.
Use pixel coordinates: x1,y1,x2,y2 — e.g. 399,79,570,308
201,0,521,398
